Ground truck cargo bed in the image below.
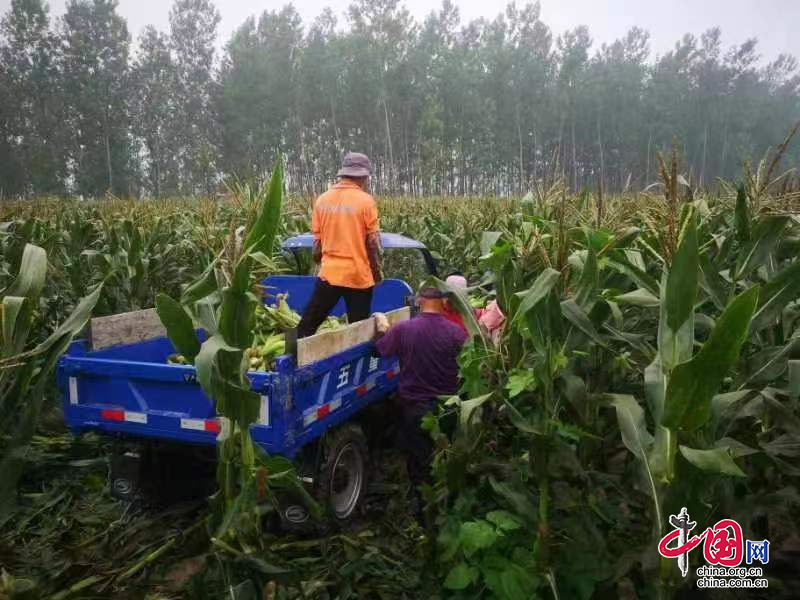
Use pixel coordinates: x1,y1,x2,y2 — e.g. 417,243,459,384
59,276,411,459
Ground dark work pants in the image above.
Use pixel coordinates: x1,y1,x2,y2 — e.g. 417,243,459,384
297,279,374,338
394,401,435,489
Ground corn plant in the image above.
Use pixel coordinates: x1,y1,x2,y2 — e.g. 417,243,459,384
155,161,316,553
0,243,103,516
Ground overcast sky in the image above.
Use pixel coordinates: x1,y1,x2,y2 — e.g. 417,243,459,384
10,0,800,62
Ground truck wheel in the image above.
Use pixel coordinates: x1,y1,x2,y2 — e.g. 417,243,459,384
316,423,368,526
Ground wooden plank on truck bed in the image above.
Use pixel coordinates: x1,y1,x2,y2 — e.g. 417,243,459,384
90,308,166,350
296,307,410,367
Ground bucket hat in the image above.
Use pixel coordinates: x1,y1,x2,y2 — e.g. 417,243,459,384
337,152,372,178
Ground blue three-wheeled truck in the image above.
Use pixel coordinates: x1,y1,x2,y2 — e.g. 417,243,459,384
58,233,437,526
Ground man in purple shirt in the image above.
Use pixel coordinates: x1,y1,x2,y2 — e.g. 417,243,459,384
374,287,469,492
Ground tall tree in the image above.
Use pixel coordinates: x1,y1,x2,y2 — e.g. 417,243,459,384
218,6,302,185
131,26,179,197
1,0,799,197
61,0,131,196
169,0,220,196
0,0,67,196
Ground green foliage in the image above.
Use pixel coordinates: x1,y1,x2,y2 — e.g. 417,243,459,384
0,242,103,511
3,173,800,599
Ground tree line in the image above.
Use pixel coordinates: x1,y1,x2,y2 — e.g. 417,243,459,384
1,0,798,199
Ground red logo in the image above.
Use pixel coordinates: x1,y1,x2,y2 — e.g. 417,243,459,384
659,508,748,576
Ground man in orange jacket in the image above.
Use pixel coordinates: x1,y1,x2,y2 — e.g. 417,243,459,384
297,152,383,338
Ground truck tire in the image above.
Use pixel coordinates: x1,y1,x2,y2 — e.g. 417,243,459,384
315,423,369,527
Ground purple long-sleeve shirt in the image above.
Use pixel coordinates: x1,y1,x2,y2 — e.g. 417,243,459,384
376,312,468,416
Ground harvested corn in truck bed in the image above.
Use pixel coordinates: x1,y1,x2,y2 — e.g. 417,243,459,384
166,294,344,371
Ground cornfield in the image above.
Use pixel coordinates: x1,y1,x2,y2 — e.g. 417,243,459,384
1,151,800,600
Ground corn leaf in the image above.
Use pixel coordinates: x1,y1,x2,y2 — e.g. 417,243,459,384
218,288,257,349
750,259,800,332
664,210,698,333
663,286,759,431
156,293,201,362
734,184,750,244
679,445,746,477
181,259,218,306
560,299,606,347
615,288,660,308
609,394,662,525
244,159,284,257
512,268,560,325
4,243,46,299
734,215,789,280
574,237,598,310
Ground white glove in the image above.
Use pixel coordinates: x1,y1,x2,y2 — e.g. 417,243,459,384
373,312,390,334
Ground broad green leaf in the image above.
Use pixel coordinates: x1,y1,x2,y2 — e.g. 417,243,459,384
460,393,492,430
750,260,800,332
512,268,560,325
740,338,800,388
664,210,698,333
506,370,536,398
2,296,32,356
218,288,258,349
499,568,536,600
606,255,659,295
679,446,746,477
4,243,46,299
663,286,760,431
609,394,662,523
609,394,654,459
444,563,478,590
699,253,729,311
481,231,503,256
488,477,538,523
560,372,587,419
181,259,218,305
657,272,694,371
710,390,756,431
195,335,260,427
244,159,284,256
760,434,800,457
614,288,660,308
486,510,523,531
575,237,598,309
156,293,201,362
734,215,789,280
560,299,606,347
715,437,759,458
460,520,498,557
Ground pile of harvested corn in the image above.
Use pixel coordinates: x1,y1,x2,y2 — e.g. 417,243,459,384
166,294,343,371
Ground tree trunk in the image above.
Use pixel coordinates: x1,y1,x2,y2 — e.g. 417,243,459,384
701,124,708,189
571,117,577,192
597,116,605,194
517,106,524,195
382,98,394,194
646,127,652,187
